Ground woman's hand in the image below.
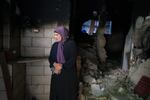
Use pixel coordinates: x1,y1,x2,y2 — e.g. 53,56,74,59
53,62,62,74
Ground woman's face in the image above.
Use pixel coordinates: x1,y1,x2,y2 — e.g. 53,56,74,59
54,32,62,42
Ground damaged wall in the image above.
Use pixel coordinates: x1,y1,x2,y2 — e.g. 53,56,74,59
0,64,12,100
1,0,71,99
122,0,150,71
0,13,3,49
0,0,25,100
121,0,150,98
0,1,11,100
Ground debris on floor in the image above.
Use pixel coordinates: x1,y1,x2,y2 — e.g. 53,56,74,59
78,58,145,100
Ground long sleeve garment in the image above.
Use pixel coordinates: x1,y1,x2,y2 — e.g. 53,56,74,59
48,39,78,100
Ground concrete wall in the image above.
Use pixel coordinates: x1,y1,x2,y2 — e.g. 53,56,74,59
21,22,69,100
21,23,56,100
21,23,55,57
13,64,26,100
20,0,70,99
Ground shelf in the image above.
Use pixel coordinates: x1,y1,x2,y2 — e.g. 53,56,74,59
8,57,48,64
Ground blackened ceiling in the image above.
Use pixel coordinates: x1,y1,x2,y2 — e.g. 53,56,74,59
16,0,70,22
16,0,134,20
16,0,133,27
15,0,150,33
15,0,150,21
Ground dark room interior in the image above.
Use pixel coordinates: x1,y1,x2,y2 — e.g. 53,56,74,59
0,0,150,100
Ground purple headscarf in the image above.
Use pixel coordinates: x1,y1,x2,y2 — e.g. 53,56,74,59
54,26,69,64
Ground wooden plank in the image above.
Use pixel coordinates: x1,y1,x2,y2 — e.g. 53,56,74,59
0,52,13,100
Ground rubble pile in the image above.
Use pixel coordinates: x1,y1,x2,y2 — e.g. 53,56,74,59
79,58,144,100
78,15,150,100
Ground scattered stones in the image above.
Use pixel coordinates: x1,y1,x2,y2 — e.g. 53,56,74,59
79,58,143,100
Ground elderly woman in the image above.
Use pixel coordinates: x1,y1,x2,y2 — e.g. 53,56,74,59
48,26,78,100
